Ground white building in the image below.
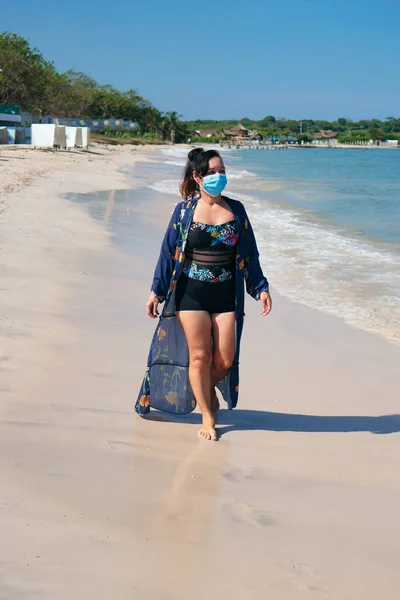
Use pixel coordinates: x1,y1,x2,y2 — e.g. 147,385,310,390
0,103,22,126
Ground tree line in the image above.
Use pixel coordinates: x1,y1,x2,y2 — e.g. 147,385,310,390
1,32,399,144
187,115,400,143
0,32,188,141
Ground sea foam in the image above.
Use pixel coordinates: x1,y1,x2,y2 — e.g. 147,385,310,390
150,151,400,343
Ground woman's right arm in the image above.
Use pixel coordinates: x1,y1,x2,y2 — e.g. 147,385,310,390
147,203,181,317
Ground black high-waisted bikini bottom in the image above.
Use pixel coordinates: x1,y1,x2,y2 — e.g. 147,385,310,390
175,274,236,314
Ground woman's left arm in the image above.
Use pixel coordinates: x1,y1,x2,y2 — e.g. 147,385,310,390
242,208,272,316
151,203,181,302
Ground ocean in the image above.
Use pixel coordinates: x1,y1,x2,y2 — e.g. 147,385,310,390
153,146,400,344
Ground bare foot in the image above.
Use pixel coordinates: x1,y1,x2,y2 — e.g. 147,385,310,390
198,413,218,441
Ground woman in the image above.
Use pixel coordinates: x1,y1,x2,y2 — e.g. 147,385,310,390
136,148,271,441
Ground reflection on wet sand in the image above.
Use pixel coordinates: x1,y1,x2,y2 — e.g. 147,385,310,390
133,414,229,595
104,189,116,224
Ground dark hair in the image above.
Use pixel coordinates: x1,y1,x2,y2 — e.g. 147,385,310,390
180,147,223,200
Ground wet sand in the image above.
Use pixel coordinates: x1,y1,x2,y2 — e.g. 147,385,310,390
1,145,400,599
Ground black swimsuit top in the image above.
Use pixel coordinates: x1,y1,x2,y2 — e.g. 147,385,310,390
182,220,239,283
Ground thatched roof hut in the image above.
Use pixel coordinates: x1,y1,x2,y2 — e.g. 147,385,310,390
314,130,339,139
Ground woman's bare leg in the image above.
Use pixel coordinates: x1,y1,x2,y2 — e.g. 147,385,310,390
210,312,236,412
176,310,217,441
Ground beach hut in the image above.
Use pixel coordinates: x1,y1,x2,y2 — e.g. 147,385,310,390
31,124,55,147
15,128,26,144
231,123,250,137
75,128,83,147
0,127,8,144
81,128,90,147
54,125,67,148
196,128,220,138
313,130,339,146
66,127,77,148
0,103,22,126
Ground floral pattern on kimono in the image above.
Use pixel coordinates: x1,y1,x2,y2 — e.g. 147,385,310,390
135,196,269,415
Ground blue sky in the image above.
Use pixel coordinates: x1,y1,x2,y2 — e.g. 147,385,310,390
2,0,399,121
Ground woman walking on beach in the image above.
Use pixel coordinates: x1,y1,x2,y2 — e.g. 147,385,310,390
136,148,271,440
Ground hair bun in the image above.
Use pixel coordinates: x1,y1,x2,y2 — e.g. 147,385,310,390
188,147,204,161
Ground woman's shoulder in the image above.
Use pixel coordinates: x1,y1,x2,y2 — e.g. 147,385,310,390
169,197,197,221
170,199,188,214
223,196,246,215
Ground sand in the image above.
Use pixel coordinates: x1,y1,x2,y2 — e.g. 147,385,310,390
1,144,400,599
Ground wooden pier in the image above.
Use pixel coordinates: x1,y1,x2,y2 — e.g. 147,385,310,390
219,142,288,150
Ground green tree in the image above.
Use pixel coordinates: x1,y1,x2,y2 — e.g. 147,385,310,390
369,127,386,141
337,130,370,143
333,117,349,132
298,133,313,143
40,66,73,116
383,117,400,135
138,105,162,135
90,85,128,119
258,115,276,128
65,70,98,117
162,111,189,142
0,31,52,113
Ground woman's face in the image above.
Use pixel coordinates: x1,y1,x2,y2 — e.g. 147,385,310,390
205,156,226,176
194,156,226,186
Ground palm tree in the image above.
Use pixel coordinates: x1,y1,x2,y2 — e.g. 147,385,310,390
162,111,188,143
165,111,182,130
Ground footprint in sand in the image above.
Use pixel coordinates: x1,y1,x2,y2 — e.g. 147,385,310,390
223,467,265,482
224,499,275,528
281,559,328,594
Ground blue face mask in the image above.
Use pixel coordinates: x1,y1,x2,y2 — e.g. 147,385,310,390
201,173,228,197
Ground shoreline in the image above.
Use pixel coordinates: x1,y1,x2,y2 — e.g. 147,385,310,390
220,143,399,150
153,146,400,345
0,143,162,203
1,144,400,598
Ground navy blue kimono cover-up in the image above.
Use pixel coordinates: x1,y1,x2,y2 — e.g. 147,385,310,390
135,196,269,415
